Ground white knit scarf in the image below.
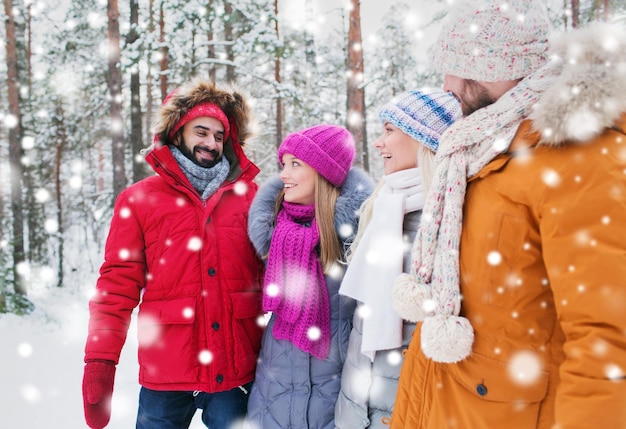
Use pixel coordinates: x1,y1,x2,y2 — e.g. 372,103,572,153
392,59,563,363
340,168,425,361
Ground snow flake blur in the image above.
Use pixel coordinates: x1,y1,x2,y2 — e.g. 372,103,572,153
187,237,203,251
507,350,542,386
198,350,213,365
233,181,248,196
307,326,321,341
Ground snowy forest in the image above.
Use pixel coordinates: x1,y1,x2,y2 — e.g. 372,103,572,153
0,0,622,316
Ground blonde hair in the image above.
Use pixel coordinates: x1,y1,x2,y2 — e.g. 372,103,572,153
273,173,342,272
347,144,436,262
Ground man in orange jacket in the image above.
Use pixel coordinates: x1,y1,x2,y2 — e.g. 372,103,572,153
391,1,626,427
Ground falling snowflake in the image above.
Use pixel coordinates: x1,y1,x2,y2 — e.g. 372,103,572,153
605,363,623,381
21,136,35,150
4,114,18,128
541,169,561,187
187,237,202,251
120,207,131,218
182,307,194,319
17,343,33,358
387,350,402,366
44,219,59,233
35,188,50,203
307,326,321,341
326,262,344,281
233,181,248,196
265,283,279,298
357,304,372,320
338,223,354,239
20,384,41,404
487,250,502,266
198,350,213,365
507,350,542,386
69,176,82,189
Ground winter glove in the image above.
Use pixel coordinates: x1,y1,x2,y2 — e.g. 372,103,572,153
82,360,116,429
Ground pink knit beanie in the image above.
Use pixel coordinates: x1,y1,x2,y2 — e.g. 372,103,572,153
278,124,355,187
431,0,550,82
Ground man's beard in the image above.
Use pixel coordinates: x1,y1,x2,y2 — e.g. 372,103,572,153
179,143,222,168
461,79,497,116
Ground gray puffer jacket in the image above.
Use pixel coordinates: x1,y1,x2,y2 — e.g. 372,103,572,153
244,168,374,429
334,210,421,429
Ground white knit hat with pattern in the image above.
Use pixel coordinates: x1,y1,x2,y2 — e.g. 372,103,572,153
431,0,551,82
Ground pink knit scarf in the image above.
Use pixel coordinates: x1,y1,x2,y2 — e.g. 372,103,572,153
264,202,330,359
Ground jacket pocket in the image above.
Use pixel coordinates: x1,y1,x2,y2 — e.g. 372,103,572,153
481,212,527,308
137,295,200,384
229,291,263,378
432,350,549,428
229,292,263,377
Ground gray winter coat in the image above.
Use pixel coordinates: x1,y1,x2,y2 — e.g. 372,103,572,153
244,168,374,429
334,210,421,429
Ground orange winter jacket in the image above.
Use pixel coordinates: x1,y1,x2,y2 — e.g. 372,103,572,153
391,117,626,428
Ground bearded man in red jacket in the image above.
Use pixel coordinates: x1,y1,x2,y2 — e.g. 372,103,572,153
82,79,265,429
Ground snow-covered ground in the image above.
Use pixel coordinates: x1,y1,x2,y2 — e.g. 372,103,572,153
0,279,206,428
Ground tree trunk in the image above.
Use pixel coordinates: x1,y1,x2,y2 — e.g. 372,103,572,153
4,0,27,296
26,2,32,96
108,0,127,201
145,0,154,143
207,0,216,82
128,0,148,183
159,1,169,100
54,102,66,288
346,0,368,171
224,0,236,83
0,42,4,313
570,0,580,28
274,0,282,149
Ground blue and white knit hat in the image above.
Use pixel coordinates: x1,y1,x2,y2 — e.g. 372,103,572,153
378,89,462,152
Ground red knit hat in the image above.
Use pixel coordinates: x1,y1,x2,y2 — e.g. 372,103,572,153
278,124,355,187
168,102,230,139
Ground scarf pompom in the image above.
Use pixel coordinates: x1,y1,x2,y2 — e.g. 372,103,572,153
392,273,432,323
421,314,474,363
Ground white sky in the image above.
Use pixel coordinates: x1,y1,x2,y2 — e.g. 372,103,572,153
281,0,443,61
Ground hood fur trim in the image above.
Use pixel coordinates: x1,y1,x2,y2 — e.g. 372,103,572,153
531,23,626,145
153,79,254,147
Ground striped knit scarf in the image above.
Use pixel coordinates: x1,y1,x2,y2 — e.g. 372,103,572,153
392,59,563,363
264,201,330,359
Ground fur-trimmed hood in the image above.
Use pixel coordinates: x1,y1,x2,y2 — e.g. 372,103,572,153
531,23,626,145
248,168,374,258
153,79,254,147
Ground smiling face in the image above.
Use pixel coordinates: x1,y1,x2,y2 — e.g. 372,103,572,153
174,116,225,168
279,153,317,205
374,122,421,175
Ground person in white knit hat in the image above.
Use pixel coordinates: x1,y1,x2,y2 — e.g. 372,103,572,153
335,89,461,429
390,1,626,428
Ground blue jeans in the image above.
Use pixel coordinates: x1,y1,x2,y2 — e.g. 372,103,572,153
136,383,252,429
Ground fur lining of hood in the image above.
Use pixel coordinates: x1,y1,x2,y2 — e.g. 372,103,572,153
531,23,626,145
153,79,254,147
248,168,374,258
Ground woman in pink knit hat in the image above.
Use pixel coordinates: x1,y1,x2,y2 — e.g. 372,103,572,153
243,124,374,429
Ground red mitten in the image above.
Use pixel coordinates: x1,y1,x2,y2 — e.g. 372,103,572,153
82,360,116,429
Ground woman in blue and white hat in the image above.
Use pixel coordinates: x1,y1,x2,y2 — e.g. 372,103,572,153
335,89,461,429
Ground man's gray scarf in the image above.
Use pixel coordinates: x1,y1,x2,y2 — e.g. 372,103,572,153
171,145,230,201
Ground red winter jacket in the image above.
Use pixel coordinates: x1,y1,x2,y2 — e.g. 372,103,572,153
84,141,264,393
